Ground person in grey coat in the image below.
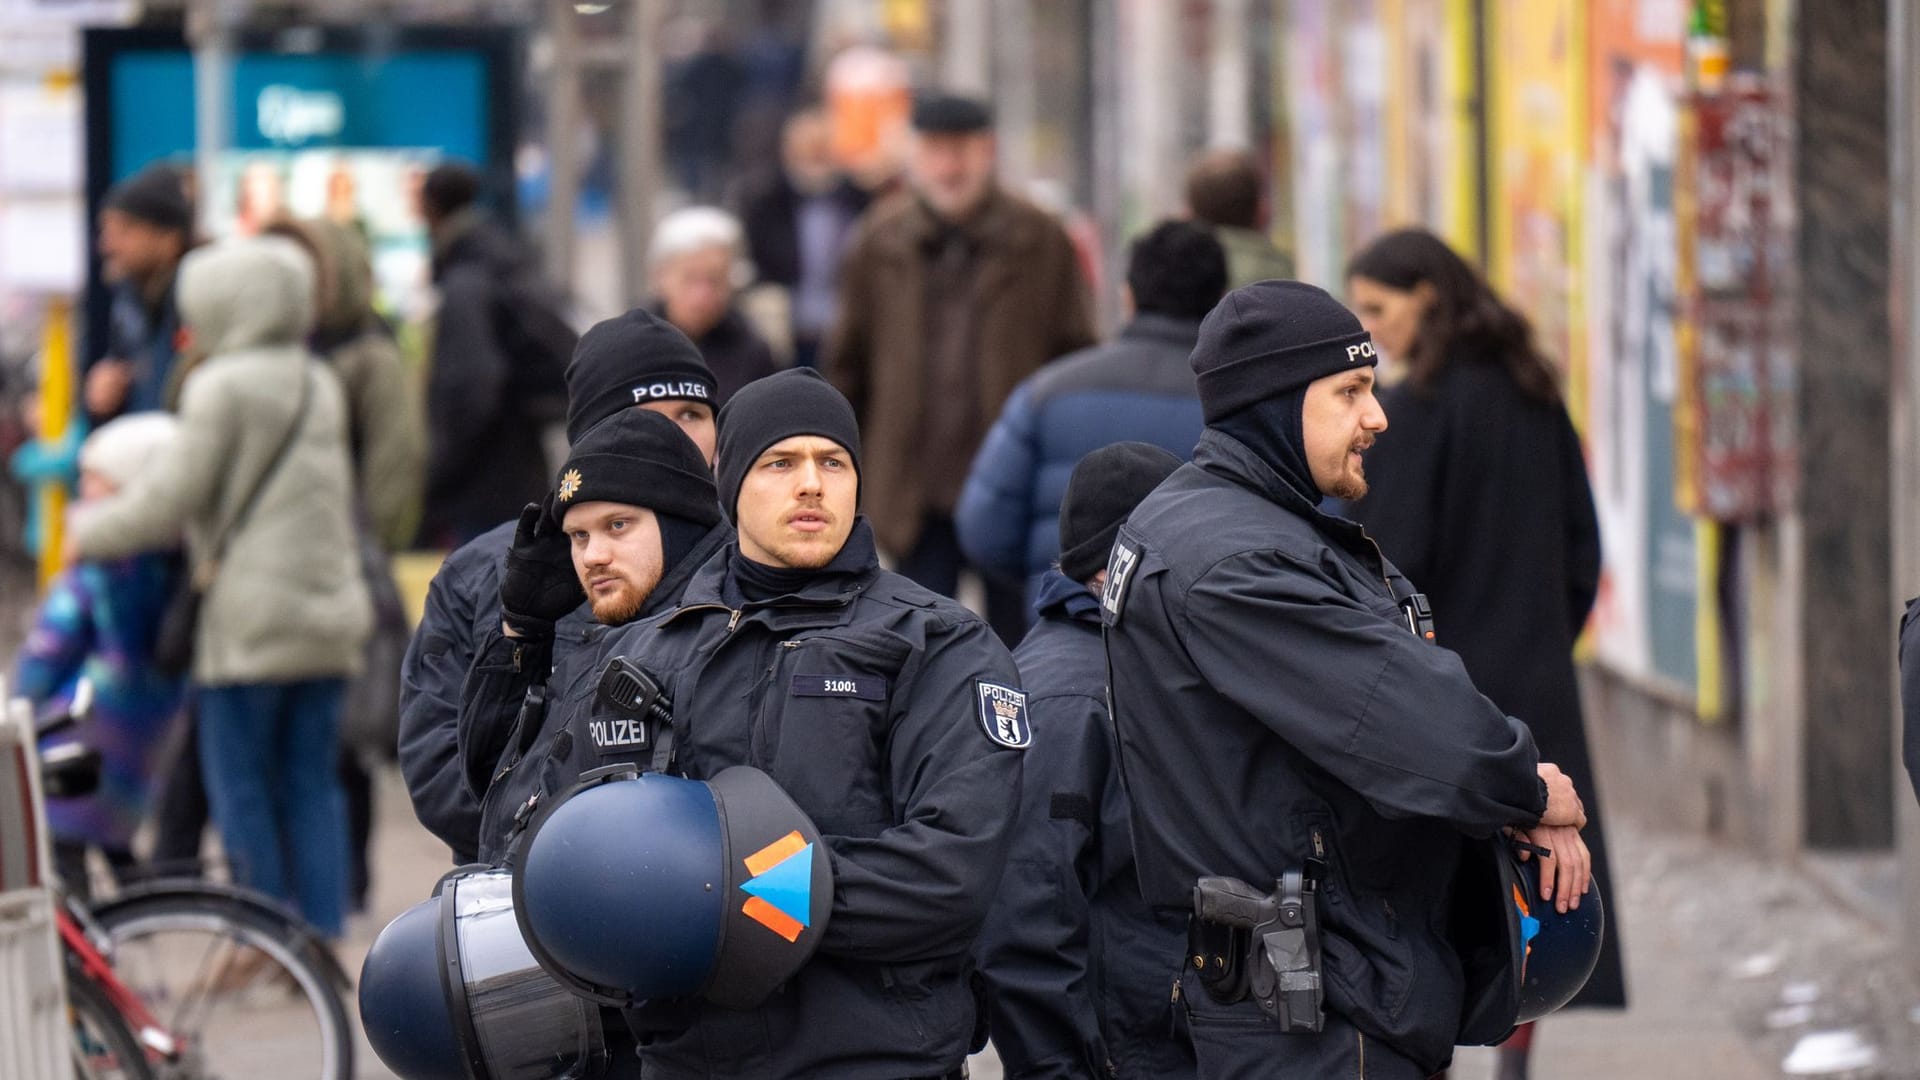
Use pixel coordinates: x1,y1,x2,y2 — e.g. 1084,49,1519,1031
70,235,371,939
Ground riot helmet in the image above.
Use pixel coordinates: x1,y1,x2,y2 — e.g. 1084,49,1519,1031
1456,833,1607,1044
1501,836,1605,1022
359,866,607,1080
512,764,834,1011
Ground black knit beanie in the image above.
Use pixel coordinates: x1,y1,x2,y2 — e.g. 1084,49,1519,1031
1190,280,1377,423
715,368,861,523
1058,443,1183,582
104,163,193,236
564,309,717,442
549,408,722,528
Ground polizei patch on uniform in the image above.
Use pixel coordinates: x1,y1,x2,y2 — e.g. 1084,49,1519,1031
587,715,651,754
1101,537,1142,623
976,682,1031,749
790,674,887,700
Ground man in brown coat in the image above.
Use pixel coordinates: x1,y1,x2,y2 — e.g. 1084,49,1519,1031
826,93,1096,643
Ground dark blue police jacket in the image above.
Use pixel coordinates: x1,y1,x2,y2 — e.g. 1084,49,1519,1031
976,568,1196,1080
397,518,727,863
539,520,1027,1080
1101,430,1549,1074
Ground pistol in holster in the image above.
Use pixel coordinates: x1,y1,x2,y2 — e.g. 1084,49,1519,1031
1190,870,1325,1033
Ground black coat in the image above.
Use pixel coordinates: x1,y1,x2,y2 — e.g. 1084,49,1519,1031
421,215,554,545
539,521,1025,1079
740,174,870,290
458,523,732,863
681,307,779,405
1345,358,1624,1009
1103,431,1549,1074
395,518,727,863
975,569,1195,1080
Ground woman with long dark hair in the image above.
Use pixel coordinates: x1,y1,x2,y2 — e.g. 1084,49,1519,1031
1344,227,1624,1079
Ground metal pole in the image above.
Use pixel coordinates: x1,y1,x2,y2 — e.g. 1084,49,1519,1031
942,0,992,95
619,0,667,308
993,0,1035,192
187,0,237,240
1209,0,1253,148
545,0,581,295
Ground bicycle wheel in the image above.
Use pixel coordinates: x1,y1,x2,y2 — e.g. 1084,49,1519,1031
87,883,353,1080
68,957,158,1080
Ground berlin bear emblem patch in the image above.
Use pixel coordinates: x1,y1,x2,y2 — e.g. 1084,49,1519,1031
976,682,1031,750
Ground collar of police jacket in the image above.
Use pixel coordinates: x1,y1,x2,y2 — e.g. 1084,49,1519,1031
1192,430,1390,585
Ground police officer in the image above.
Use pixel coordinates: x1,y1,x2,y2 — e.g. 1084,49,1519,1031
975,442,1195,1079
461,406,727,863
1100,281,1592,1079
552,367,1027,1079
399,309,722,862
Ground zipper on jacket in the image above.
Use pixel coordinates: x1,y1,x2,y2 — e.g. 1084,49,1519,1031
1311,827,1326,859
1362,535,1394,597
661,601,742,633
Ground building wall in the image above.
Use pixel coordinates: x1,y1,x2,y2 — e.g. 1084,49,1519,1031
1794,0,1894,849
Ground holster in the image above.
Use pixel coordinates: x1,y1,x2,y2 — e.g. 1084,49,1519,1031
1191,871,1325,1033
1251,871,1324,1033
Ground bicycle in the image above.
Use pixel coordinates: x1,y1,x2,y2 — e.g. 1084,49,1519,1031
40,709,356,1080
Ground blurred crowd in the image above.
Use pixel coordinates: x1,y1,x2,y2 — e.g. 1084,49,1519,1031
14,43,1613,1069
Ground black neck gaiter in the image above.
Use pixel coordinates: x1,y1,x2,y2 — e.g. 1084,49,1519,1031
727,550,822,603
1213,386,1323,507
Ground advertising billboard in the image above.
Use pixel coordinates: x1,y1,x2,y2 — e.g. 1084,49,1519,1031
82,25,519,360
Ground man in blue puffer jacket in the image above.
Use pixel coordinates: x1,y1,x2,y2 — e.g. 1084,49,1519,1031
956,220,1225,623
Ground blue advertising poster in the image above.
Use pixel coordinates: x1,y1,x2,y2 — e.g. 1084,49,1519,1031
83,27,518,357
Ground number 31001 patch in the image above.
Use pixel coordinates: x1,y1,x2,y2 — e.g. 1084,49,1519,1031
976,682,1031,750
790,674,886,701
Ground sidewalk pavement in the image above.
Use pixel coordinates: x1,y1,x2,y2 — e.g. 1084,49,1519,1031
345,767,1919,1080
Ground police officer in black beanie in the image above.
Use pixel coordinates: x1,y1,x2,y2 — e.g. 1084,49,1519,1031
459,407,726,864
976,442,1199,1080
552,366,1027,1078
1101,280,1594,1078
399,308,722,865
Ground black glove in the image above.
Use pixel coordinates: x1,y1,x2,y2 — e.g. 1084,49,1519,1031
500,501,584,640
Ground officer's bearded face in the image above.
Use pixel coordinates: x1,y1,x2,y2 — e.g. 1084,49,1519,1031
734,435,858,570
563,501,667,625
1301,368,1388,500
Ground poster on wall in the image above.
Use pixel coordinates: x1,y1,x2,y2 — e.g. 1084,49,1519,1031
1488,0,1582,385
1678,82,1791,523
1386,0,1475,250
1582,0,1701,695
82,25,518,363
1282,0,1346,288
